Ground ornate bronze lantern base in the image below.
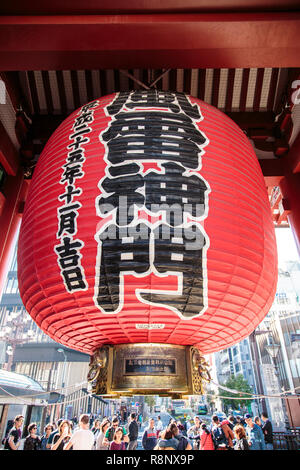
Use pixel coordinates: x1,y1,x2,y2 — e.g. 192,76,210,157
87,343,210,399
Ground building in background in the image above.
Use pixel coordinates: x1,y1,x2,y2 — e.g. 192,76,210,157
0,242,111,442
213,338,258,415
254,260,300,429
212,256,300,429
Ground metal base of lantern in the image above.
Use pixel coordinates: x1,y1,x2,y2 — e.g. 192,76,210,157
87,343,211,398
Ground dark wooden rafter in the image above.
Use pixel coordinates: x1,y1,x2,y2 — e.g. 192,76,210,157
253,68,264,112
225,68,235,113
56,71,68,114
267,67,279,111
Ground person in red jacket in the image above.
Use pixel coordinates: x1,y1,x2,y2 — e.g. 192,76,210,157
199,423,215,450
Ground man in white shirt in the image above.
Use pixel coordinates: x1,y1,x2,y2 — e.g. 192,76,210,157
156,415,163,438
64,414,95,450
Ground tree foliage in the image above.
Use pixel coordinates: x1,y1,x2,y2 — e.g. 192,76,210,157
218,374,253,410
144,396,156,410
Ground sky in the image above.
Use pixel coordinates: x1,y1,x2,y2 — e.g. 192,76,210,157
275,227,299,267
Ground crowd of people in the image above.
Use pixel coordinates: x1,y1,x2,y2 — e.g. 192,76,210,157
141,412,273,451
2,412,140,451
2,410,273,451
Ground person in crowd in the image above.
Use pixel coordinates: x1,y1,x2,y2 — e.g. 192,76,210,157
244,414,266,450
254,416,262,427
47,418,63,448
40,424,54,450
227,415,235,430
156,415,163,438
261,412,273,450
233,424,250,450
138,413,143,429
89,413,94,428
4,415,24,450
64,414,94,450
212,415,230,450
169,423,192,450
154,428,178,450
199,423,215,450
91,418,101,448
177,420,185,435
96,419,111,450
103,416,128,446
127,413,139,450
109,427,126,450
187,416,202,449
218,416,234,449
91,418,101,435
123,408,128,424
235,416,243,426
211,415,232,450
72,415,78,426
23,422,41,450
51,420,72,450
142,418,157,450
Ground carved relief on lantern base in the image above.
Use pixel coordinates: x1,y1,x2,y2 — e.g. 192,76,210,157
87,343,211,398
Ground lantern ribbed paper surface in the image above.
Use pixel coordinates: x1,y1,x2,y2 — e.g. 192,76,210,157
18,92,277,355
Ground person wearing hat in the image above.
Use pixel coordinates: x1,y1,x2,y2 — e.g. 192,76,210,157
244,414,266,450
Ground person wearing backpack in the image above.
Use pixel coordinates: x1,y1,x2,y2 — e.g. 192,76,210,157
169,423,192,450
199,423,215,450
211,415,229,450
220,418,234,449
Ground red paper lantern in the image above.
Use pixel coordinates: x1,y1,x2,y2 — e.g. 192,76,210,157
18,92,277,355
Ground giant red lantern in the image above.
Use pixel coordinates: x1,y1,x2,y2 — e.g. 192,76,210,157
18,91,277,393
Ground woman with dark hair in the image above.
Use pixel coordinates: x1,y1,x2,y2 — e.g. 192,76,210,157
40,424,54,450
234,424,250,451
23,423,41,450
109,427,126,450
51,420,72,450
154,427,179,450
96,419,111,450
169,423,192,450
199,423,215,450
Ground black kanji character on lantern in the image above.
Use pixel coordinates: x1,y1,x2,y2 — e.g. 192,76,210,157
106,92,130,115
66,149,85,164
69,125,92,140
126,90,181,114
94,223,151,313
98,173,144,225
67,135,90,152
54,237,86,291
58,185,82,204
106,91,201,120
74,113,94,128
144,162,208,226
139,223,207,318
60,164,84,185
57,210,78,237
101,111,207,169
